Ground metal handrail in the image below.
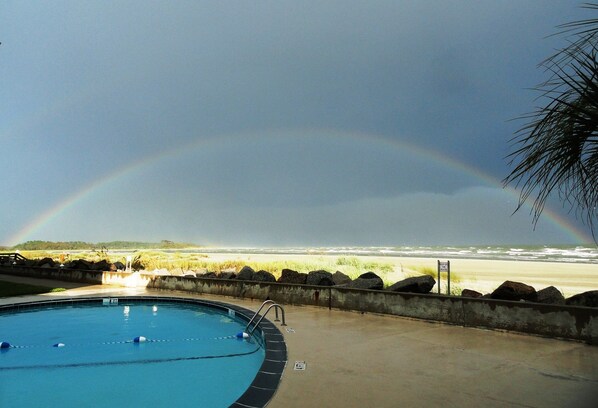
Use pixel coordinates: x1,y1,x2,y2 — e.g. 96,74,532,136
247,304,287,336
0,253,27,263
244,300,276,331
244,300,287,337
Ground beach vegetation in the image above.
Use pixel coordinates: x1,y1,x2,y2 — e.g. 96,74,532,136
408,265,462,284
505,3,598,240
11,240,200,251
20,250,396,281
336,257,394,274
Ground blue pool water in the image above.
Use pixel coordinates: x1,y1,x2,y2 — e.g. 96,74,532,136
0,299,265,407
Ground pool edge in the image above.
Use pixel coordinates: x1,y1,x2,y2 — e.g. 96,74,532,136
0,295,287,408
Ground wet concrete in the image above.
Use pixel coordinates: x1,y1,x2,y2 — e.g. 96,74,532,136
1,274,597,407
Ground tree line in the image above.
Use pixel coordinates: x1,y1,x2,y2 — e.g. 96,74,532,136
10,240,200,251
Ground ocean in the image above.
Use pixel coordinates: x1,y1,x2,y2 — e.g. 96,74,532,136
193,245,598,264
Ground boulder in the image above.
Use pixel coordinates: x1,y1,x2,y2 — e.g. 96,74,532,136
67,259,93,270
461,289,483,298
566,290,598,308
536,286,565,305
36,257,56,268
24,259,37,267
218,272,237,280
278,269,308,284
387,275,436,294
358,271,381,280
306,270,334,286
91,260,111,271
253,270,276,282
183,270,197,277
347,277,384,290
236,266,255,281
199,272,218,279
332,271,352,286
490,281,537,302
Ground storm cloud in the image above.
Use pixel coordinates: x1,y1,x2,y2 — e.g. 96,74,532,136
1,1,592,245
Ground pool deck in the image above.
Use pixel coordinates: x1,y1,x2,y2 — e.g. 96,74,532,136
1,274,598,407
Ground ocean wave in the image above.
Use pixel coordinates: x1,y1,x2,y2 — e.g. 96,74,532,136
192,245,598,263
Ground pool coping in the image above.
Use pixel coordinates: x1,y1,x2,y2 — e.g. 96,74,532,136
0,295,287,408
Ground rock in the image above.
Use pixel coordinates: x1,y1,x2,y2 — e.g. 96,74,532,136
36,257,56,268
332,271,352,286
278,269,307,284
183,270,197,277
23,259,37,267
66,259,93,270
347,276,384,290
306,270,334,286
218,272,237,280
253,270,276,282
236,266,255,281
566,290,598,307
387,275,436,294
112,261,126,271
536,286,565,305
91,260,111,271
358,271,381,280
200,272,218,278
490,281,537,302
461,289,483,298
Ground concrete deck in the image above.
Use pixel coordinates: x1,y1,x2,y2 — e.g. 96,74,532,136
1,275,597,407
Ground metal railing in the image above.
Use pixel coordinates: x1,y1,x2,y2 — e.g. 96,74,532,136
0,253,27,264
245,300,287,336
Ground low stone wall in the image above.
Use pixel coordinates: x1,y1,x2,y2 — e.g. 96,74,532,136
0,265,104,284
147,275,598,344
0,266,159,287
1,267,596,344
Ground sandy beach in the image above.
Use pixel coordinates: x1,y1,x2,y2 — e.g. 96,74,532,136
197,252,598,298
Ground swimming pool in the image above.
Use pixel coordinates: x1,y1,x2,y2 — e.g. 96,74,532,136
0,296,287,407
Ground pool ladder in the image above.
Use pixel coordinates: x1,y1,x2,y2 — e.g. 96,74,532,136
245,300,287,336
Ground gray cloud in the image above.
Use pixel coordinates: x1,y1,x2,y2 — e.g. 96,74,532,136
1,1,591,245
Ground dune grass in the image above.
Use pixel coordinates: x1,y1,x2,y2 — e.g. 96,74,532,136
130,253,396,281
408,265,462,283
22,250,398,282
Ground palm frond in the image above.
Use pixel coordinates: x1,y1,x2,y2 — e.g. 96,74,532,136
505,14,598,242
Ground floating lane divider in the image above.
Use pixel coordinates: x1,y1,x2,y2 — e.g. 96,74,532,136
0,333,247,350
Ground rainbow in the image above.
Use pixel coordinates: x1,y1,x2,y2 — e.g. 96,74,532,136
4,129,593,246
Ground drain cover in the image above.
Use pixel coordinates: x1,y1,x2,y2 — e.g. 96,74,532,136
294,361,306,371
